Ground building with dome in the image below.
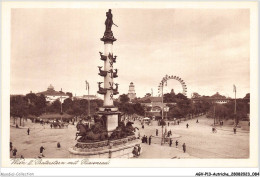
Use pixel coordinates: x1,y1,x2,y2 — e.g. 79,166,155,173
128,82,136,101
36,84,69,103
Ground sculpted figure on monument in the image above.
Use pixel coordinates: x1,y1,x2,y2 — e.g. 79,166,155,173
103,9,118,40
105,9,113,33
98,82,103,90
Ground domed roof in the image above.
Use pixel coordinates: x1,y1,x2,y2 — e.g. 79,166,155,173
47,84,54,91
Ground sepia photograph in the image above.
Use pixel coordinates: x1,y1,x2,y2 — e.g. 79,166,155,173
1,1,258,173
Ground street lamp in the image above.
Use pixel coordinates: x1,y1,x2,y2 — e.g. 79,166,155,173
159,76,168,146
213,102,215,126
60,95,63,122
159,80,167,120
233,85,237,126
164,106,169,120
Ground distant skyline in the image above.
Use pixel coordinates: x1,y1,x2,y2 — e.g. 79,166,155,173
11,9,250,98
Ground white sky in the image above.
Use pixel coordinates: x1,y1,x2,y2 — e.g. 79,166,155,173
11,9,249,98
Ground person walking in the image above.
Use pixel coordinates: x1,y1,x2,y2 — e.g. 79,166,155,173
177,120,180,125
175,140,179,148
50,124,53,129
148,136,152,145
12,148,17,158
10,142,13,151
169,139,172,147
169,130,172,136
27,128,30,135
137,145,141,156
186,123,189,128
57,142,61,149
182,143,186,153
168,122,170,126
132,147,138,158
40,146,45,157
196,119,199,123
156,129,158,136
233,127,237,134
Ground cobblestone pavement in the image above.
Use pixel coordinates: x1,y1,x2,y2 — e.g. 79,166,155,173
10,115,249,159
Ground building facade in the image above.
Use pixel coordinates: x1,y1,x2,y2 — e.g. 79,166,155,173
128,82,136,101
36,84,69,103
73,95,102,100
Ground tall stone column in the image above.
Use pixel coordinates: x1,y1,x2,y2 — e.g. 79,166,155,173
97,9,120,133
104,43,113,106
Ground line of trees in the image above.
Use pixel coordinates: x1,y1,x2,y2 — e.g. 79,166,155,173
10,93,146,125
10,91,250,126
10,93,104,125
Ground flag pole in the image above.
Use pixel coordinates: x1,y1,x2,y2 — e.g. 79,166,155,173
86,81,90,117
234,85,237,126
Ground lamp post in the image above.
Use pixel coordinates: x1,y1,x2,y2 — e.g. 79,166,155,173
86,81,90,117
233,85,237,126
213,102,216,126
60,95,63,122
164,106,169,120
159,77,167,145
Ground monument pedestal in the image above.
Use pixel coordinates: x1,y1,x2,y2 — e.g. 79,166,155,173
69,136,141,158
97,106,121,133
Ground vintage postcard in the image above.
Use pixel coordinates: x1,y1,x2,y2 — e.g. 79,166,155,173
1,1,258,172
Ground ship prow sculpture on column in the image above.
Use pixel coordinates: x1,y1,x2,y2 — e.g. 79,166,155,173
69,9,141,158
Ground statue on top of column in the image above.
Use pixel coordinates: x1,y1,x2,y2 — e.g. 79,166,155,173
103,9,118,41
105,9,113,33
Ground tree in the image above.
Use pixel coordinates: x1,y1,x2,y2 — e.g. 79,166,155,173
163,92,176,103
25,93,46,116
63,98,73,113
47,100,62,113
244,93,250,99
192,92,201,99
119,94,130,104
133,103,145,116
168,106,182,118
10,95,29,126
66,92,73,98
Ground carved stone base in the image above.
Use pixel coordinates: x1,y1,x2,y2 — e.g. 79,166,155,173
69,138,141,158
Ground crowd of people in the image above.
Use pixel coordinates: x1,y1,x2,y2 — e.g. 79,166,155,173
141,135,152,145
135,117,190,157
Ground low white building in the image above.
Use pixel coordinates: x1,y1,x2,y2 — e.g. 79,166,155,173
36,84,69,103
73,94,102,100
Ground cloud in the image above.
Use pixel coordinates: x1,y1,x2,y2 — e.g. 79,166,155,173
11,8,250,98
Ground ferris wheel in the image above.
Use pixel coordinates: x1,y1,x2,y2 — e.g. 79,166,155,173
158,74,187,96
